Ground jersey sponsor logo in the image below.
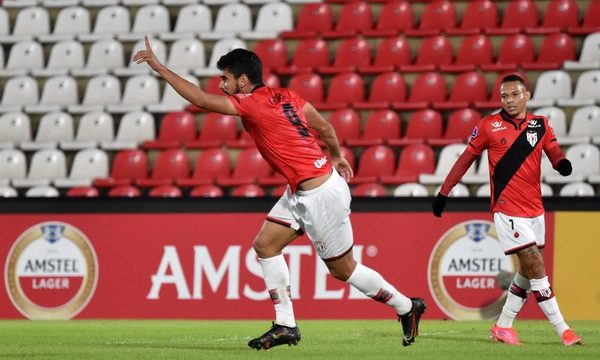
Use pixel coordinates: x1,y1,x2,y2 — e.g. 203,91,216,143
491,121,507,132
428,220,517,320
470,126,478,138
5,222,98,319
528,120,541,128
526,130,538,147
314,156,327,169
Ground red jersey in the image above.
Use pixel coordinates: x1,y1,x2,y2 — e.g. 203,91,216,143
467,110,562,217
228,85,332,192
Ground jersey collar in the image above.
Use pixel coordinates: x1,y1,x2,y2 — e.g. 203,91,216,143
499,109,530,130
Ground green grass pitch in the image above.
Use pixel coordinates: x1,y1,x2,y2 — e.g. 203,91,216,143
0,320,597,359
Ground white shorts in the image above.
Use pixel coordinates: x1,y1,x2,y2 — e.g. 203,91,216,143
267,169,354,260
494,212,545,255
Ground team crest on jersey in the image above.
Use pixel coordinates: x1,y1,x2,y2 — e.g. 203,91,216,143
471,126,478,138
526,130,538,147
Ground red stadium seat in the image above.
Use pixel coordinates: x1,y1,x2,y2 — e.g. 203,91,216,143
328,109,361,145
522,33,576,70
346,110,402,147
569,0,600,34
108,185,141,197
529,0,579,34
488,0,538,35
429,109,481,146
389,109,442,146
319,38,371,74
394,72,446,110
136,149,190,187
352,183,387,197
188,76,220,111
364,1,414,37
408,0,456,36
149,185,182,198
475,71,528,109
359,36,411,74
186,113,238,149
225,129,255,149
282,3,333,39
253,39,288,72
93,149,148,188
381,143,435,184
482,34,534,71
270,184,288,197
231,184,266,197
323,1,373,38
264,73,281,88
434,71,487,110
354,72,406,110
177,148,231,187
66,186,99,197
217,147,272,187
440,34,493,72
287,72,324,104
449,0,498,35
277,38,329,75
190,184,224,198
401,35,453,72
319,72,364,110
142,112,196,149
351,145,395,184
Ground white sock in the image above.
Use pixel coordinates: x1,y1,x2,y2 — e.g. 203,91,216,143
531,276,569,336
258,254,296,327
346,263,412,315
496,272,530,328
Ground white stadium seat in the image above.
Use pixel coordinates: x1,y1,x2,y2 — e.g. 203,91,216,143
13,149,67,188
194,38,246,77
101,111,156,150
21,112,74,150
61,111,115,150
106,75,160,113
69,74,122,113
528,70,572,108
0,149,27,186
118,5,170,42
2,7,50,43
0,112,32,148
202,3,252,40
160,4,212,41
0,40,44,77
0,76,39,113
559,182,595,196
393,183,429,197
72,39,124,76
25,75,79,113
419,143,476,184
38,6,91,43
33,40,85,77
564,32,600,70
55,148,109,188
79,6,130,42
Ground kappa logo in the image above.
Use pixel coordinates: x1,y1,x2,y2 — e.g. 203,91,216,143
491,121,507,133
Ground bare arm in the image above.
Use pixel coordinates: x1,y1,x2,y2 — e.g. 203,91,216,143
133,36,238,115
302,102,354,181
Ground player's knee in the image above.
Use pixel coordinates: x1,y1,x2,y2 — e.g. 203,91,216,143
253,235,277,258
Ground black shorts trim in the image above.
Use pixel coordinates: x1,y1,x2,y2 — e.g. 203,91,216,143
266,216,304,236
505,241,536,255
323,245,353,262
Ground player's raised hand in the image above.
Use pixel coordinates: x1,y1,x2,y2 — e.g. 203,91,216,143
133,35,163,72
332,157,354,181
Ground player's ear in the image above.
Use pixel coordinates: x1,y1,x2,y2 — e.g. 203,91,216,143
524,90,531,101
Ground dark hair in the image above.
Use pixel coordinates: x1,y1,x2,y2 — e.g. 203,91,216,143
501,74,527,88
216,48,263,85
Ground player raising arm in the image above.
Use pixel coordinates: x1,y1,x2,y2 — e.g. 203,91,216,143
431,74,582,347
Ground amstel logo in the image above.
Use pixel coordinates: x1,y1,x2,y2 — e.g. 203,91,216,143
5,222,98,320
428,220,517,320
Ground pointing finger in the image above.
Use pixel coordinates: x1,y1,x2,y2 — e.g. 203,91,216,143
145,35,151,50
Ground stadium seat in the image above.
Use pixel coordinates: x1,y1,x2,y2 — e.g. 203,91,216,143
177,148,231,187
346,110,402,147
475,71,528,109
148,73,198,113
231,184,266,197
433,71,488,110
38,6,91,43
0,76,38,113
534,106,568,138
0,149,27,186
217,147,272,187
392,183,429,197
522,33,576,70
101,111,155,150
13,149,67,188
327,109,361,145
55,148,109,188
350,145,395,184
33,40,85,77
559,182,595,196
319,37,371,74
391,109,443,146
79,6,130,42
264,72,281,88
108,185,141,197
0,112,31,148
71,39,124,77
401,35,452,72
114,37,166,76
563,106,600,144
282,3,333,39
363,0,413,37
434,182,470,197
194,38,247,77
143,112,196,149
420,143,475,184
94,149,148,187
136,149,190,187
107,75,160,113
25,75,78,114
20,112,74,151
324,146,355,171
25,185,60,198
488,0,538,35
0,8,9,41
352,183,387,197
531,0,579,34
253,39,288,73
354,72,406,110
165,39,205,73
358,36,411,74
3,6,50,43
149,185,182,198
481,34,535,71
462,150,490,184
61,111,114,150
203,3,251,40
545,143,600,184
564,32,600,70
393,72,445,111
429,108,481,146
245,2,293,39
323,1,373,38
558,70,600,107
82,0,120,7
225,128,255,149
568,1,600,35
475,183,491,197
160,4,212,41
449,0,497,35
277,38,329,75
69,75,121,114
529,70,572,108
440,34,493,72
287,73,324,104
408,0,456,36
186,113,238,149
118,5,170,41
0,40,44,77
0,186,18,198
270,184,288,197
381,143,435,185
320,72,364,110
66,186,100,197
190,184,224,198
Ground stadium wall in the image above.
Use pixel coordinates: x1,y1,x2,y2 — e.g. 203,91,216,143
0,198,598,321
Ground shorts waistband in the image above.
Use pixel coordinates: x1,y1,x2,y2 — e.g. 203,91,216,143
296,169,338,197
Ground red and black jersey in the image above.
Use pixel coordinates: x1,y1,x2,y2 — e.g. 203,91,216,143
228,85,332,192
467,109,564,217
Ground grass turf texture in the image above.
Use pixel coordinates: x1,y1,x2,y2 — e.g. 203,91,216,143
0,320,597,359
